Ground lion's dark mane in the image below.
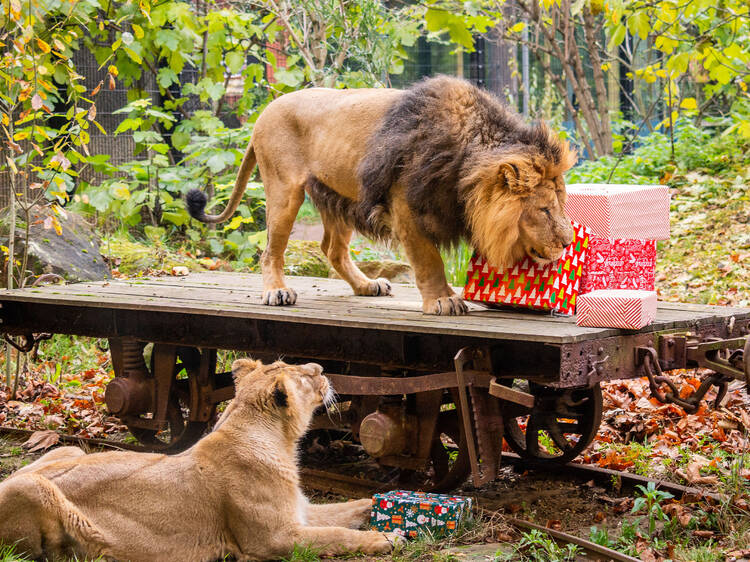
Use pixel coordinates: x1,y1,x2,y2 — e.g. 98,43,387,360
309,76,568,246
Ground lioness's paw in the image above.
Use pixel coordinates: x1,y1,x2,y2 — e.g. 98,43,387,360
423,295,468,315
355,277,392,297
262,288,297,306
366,532,402,554
383,532,406,551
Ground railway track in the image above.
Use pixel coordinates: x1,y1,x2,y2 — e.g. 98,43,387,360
299,456,723,562
0,427,719,561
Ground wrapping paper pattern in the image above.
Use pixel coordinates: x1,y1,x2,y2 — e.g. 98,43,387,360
463,222,591,315
370,491,473,538
581,237,656,293
576,289,658,329
565,184,670,240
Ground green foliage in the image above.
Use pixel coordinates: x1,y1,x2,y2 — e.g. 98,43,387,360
567,118,750,185
606,0,750,134
632,482,674,536
498,529,581,561
442,241,473,287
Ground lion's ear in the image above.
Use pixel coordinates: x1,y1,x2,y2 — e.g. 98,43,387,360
497,157,540,194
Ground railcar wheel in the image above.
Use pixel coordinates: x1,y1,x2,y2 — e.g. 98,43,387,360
127,381,210,453
404,410,471,492
115,344,214,453
502,382,602,464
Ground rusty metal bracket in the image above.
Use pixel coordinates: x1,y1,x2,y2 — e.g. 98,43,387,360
3,332,53,353
454,348,483,486
685,336,749,384
636,346,731,413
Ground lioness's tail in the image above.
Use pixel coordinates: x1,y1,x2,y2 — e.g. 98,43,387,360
186,142,257,223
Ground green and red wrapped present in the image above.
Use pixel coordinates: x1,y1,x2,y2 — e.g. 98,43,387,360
370,490,473,538
463,221,592,315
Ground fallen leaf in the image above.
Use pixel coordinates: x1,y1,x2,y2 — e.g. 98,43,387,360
171,266,189,276
546,519,562,531
676,461,720,485
23,429,59,452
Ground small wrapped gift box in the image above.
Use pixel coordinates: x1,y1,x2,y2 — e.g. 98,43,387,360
576,289,657,329
565,184,670,240
370,490,473,538
580,237,656,293
463,221,591,315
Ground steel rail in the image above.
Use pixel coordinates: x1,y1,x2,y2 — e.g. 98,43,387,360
500,452,722,502
504,516,641,562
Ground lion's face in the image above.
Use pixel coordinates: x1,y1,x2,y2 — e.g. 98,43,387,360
517,177,574,265
230,358,332,438
464,145,577,270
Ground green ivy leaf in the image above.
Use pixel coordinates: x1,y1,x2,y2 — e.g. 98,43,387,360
226,50,245,74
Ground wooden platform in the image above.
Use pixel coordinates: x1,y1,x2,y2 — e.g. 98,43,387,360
2,273,749,383
1,272,747,344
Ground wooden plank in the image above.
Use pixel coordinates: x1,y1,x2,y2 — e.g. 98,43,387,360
1,289,600,342
0,281,692,338
9,273,740,327
2,273,749,345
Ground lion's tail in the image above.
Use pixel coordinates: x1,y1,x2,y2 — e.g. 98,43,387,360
186,142,257,224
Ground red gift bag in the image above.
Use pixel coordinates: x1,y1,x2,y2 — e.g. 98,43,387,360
463,222,591,315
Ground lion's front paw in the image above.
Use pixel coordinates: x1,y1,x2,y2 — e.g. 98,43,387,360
262,288,298,306
355,277,392,297
423,295,468,315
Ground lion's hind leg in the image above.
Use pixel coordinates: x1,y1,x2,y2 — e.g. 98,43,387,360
320,216,392,297
306,498,372,529
14,446,85,476
260,176,306,306
0,473,108,560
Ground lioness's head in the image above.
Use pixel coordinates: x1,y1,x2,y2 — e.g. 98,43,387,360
462,125,577,269
227,358,332,439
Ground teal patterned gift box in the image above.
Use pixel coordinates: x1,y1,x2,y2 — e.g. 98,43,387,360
370,490,473,538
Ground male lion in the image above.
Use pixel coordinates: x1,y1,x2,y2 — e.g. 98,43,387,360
0,359,397,561
186,76,576,315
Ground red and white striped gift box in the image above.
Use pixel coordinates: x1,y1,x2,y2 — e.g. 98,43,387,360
576,290,657,329
565,184,670,240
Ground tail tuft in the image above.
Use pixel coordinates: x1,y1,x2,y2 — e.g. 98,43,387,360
185,189,208,221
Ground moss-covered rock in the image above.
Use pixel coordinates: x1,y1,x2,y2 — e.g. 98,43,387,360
283,240,330,278
1,207,109,284
104,236,205,275
329,259,414,284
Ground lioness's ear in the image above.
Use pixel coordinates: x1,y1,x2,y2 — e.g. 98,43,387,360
497,157,540,194
231,358,262,382
303,362,323,376
272,381,288,408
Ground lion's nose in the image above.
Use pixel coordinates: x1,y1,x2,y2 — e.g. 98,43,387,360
559,227,575,249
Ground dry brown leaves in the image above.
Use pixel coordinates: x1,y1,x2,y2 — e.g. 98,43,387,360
23,429,60,452
583,369,750,490
0,349,127,440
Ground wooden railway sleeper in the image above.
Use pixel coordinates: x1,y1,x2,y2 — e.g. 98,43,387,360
638,346,733,413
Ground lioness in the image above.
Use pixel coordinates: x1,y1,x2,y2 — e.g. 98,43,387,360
187,75,576,315
0,359,397,561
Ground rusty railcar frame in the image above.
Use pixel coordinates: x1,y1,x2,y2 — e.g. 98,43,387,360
1,274,749,489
